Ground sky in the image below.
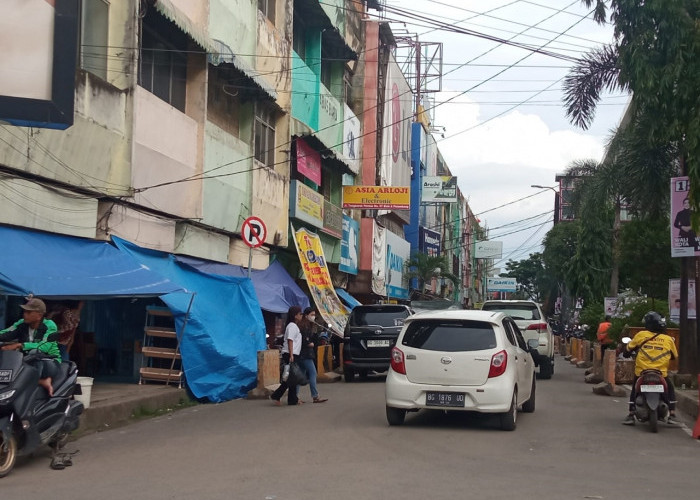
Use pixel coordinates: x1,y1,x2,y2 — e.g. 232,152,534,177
380,0,629,274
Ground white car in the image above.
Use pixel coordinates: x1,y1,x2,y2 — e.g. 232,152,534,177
481,300,555,379
385,310,537,431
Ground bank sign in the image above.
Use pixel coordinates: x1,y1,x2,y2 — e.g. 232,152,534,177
487,278,517,292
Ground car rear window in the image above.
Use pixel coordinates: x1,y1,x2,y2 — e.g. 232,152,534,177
401,320,497,352
349,307,410,327
482,304,540,320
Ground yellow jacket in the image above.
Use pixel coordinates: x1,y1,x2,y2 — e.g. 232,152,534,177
626,330,678,377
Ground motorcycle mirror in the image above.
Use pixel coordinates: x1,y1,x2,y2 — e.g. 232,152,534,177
621,336,632,344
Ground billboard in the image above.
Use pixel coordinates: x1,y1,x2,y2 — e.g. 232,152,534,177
342,186,410,210
421,176,458,203
670,176,698,257
487,278,517,292
0,0,79,129
419,226,441,257
475,240,503,259
385,230,410,299
669,278,696,321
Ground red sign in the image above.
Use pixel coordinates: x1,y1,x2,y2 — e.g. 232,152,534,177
296,138,321,185
241,216,267,248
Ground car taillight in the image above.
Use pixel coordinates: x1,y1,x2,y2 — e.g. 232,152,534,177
488,350,508,378
390,347,406,375
527,323,548,332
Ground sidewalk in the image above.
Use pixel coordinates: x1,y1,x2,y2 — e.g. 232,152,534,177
675,386,699,422
76,382,192,436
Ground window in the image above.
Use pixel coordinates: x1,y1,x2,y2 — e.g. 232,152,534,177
481,303,540,320
138,12,187,112
349,306,410,328
254,103,276,168
207,68,241,137
402,320,497,352
81,0,109,80
292,14,305,59
258,0,275,24
503,321,517,347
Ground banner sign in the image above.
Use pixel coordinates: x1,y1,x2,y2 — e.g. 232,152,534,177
475,240,503,259
342,185,410,210
290,180,323,228
487,277,517,292
418,226,440,257
385,230,410,299
669,278,696,320
342,103,360,175
421,176,458,203
296,138,321,185
380,53,412,191
339,215,359,275
670,176,698,257
604,297,618,317
293,226,349,336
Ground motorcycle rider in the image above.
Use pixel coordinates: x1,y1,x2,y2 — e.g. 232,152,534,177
621,311,679,426
0,297,61,397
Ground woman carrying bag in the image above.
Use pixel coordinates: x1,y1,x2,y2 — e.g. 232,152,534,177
297,307,328,404
270,306,304,406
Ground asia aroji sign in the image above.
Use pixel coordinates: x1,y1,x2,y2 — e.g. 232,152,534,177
342,186,410,210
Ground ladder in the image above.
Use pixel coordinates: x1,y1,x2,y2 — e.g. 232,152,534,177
139,305,183,387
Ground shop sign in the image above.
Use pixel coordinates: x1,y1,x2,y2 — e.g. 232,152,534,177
322,200,343,239
342,185,410,210
290,180,323,228
421,176,458,203
296,138,321,185
419,226,441,256
339,215,359,275
385,230,410,299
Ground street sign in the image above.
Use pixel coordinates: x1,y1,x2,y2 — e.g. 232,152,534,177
241,216,267,248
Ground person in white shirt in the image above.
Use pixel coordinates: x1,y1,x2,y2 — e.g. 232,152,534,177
270,306,303,406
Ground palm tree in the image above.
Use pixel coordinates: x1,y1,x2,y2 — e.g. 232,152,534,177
404,253,459,297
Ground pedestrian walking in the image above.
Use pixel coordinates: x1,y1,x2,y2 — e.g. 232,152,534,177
270,306,303,406
297,307,327,404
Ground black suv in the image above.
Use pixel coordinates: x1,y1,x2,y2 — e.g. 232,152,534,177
342,304,413,382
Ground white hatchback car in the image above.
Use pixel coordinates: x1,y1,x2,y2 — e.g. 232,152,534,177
385,310,537,430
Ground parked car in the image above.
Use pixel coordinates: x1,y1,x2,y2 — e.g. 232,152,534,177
481,300,555,379
342,304,413,382
385,310,537,430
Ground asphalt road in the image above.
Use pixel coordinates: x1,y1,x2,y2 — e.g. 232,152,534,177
2,357,699,499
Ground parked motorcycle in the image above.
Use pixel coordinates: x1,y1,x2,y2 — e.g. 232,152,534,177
0,342,84,477
621,337,670,433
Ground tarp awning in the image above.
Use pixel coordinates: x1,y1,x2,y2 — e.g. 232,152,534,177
336,288,361,310
114,237,266,402
0,225,184,298
176,256,309,314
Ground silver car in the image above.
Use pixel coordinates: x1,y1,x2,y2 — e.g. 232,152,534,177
385,310,537,430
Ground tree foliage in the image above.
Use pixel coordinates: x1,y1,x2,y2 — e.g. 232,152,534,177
405,253,459,294
502,253,546,301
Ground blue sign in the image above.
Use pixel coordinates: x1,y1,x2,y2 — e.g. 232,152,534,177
339,215,359,275
419,226,441,256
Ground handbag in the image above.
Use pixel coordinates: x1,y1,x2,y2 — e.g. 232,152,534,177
287,361,309,386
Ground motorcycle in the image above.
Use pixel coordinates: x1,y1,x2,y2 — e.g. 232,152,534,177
621,337,670,433
0,342,84,477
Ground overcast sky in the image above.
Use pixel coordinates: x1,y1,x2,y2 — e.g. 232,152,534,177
382,0,628,273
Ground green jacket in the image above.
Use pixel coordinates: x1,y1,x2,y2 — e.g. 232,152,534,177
0,318,61,362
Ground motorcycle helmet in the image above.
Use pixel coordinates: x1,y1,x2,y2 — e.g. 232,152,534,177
643,311,666,333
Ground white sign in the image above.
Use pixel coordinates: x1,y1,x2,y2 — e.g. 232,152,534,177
241,216,267,248
487,278,517,292
421,176,458,203
385,230,411,299
475,240,503,259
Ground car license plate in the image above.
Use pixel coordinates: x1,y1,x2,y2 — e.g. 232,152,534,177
426,391,465,408
367,339,390,347
0,369,12,383
640,384,664,393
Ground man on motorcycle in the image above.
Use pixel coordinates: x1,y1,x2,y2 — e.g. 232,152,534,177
0,297,61,397
621,311,679,426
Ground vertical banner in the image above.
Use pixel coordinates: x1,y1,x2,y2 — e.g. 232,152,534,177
668,278,696,321
385,230,410,299
293,226,349,336
371,222,387,296
339,215,359,275
380,53,412,190
670,176,697,257
296,138,322,185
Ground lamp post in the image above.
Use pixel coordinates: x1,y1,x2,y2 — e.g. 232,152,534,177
531,184,561,224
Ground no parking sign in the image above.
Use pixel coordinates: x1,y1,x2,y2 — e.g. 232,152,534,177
242,216,267,248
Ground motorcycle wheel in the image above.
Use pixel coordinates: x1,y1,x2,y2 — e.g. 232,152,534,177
0,434,17,478
648,408,658,433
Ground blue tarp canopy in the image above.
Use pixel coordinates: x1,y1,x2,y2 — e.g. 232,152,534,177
176,256,309,314
0,225,183,298
114,237,267,402
336,288,362,309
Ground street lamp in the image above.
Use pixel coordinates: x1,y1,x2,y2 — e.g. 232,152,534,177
531,184,562,223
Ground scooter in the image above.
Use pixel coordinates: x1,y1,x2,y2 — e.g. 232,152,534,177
621,337,670,433
0,343,84,477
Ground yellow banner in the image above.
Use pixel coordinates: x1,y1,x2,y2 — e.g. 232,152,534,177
342,186,410,210
293,226,349,336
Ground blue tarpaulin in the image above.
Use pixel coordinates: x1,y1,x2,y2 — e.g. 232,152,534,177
336,288,362,309
0,225,183,298
176,256,309,314
113,237,267,402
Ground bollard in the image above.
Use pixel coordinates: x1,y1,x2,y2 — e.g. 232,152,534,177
693,375,700,439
